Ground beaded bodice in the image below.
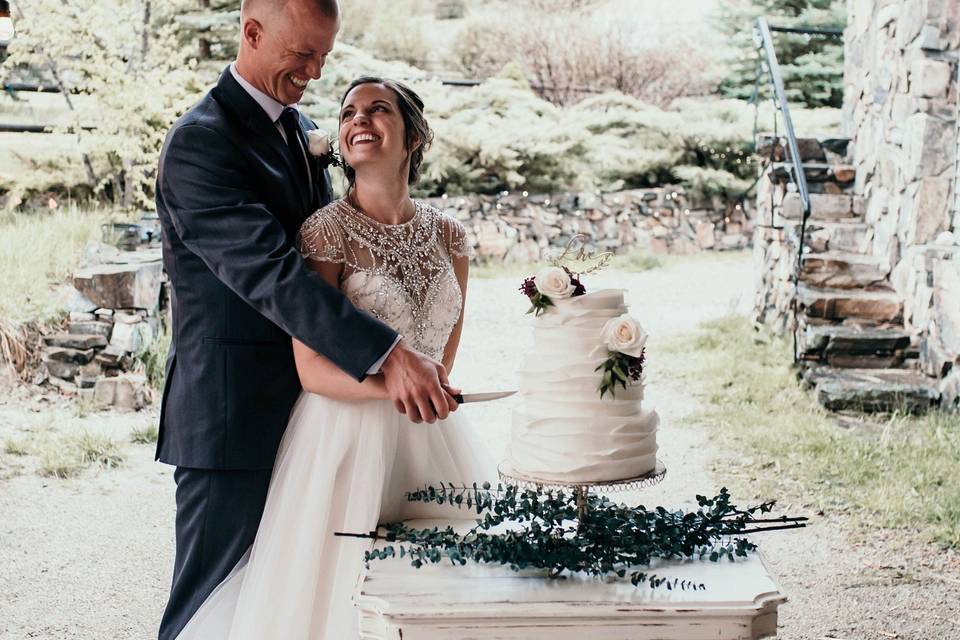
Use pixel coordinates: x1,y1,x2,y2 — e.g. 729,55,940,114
298,199,472,361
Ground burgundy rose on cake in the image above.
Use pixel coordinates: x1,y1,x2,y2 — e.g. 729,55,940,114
519,266,586,316
596,313,648,398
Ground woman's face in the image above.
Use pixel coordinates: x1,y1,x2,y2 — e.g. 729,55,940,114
339,83,414,182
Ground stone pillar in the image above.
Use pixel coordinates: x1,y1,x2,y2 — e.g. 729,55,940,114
844,0,960,403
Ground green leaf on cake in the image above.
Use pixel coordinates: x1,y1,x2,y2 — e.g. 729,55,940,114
526,292,555,317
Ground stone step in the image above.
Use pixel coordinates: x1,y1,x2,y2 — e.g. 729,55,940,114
783,220,871,254
797,324,914,369
801,366,940,413
799,252,891,289
771,162,856,185
780,192,862,221
43,333,109,350
756,135,851,162
73,260,163,312
798,285,902,323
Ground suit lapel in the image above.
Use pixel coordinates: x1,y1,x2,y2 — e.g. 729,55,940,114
299,117,325,211
212,67,312,214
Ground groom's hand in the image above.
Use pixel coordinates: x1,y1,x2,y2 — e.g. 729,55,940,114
380,341,459,424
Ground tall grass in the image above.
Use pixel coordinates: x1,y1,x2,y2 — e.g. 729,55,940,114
0,205,108,324
130,423,159,444
32,429,125,478
139,323,172,392
4,437,31,456
663,315,960,547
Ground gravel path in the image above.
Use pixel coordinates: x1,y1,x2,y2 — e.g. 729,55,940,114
1,251,957,639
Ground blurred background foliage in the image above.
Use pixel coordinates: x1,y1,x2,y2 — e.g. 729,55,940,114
0,0,845,209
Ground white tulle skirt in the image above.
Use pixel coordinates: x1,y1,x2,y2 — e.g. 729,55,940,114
175,392,496,640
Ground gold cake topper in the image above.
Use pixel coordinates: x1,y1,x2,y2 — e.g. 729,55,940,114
549,234,613,275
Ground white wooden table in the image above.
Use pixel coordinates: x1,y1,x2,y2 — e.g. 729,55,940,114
355,519,787,640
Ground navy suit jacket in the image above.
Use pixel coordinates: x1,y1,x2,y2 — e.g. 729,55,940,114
155,67,397,470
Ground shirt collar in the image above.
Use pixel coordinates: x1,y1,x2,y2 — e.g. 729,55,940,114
230,62,297,124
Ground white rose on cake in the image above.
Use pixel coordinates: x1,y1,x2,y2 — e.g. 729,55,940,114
306,129,332,157
602,314,648,357
535,266,575,299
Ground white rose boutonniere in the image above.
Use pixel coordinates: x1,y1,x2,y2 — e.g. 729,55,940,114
601,314,648,358
306,129,340,167
306,129,331,156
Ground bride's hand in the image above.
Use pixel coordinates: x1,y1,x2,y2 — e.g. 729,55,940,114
380,340,460,424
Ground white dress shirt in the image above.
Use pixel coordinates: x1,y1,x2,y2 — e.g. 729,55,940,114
229,63,400,375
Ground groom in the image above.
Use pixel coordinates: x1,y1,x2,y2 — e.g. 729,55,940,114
154,0,458,637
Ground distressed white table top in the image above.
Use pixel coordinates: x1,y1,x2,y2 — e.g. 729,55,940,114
355,519,787,640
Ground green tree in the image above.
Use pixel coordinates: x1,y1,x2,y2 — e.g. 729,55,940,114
715,0,845,108
175,0,240,66
2,0,200,210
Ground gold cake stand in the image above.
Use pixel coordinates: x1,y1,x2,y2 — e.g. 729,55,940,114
498,459,667,521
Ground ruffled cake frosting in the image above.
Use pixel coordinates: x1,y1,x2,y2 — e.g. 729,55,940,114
508,289,659,483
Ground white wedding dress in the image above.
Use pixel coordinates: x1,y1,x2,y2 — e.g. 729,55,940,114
175,199,496,640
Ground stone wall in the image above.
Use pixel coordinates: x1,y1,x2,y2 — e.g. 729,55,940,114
421,188,753,262
751,135,863,334
844,0,960,401
845,0,960,250
41,244,164,410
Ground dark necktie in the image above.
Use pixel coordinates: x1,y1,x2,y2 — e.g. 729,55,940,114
278,107,311,194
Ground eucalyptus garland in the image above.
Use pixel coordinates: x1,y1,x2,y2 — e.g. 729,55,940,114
338,485,806,591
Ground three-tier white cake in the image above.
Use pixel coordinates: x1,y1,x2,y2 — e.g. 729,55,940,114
507,288,659,483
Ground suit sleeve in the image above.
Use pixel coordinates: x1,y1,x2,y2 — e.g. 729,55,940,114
159,123,398,381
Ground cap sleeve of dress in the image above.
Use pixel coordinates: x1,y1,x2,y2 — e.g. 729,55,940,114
297,206,345,265
438,212,473,260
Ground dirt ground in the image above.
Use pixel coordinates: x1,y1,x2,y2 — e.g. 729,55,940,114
1,251,958,639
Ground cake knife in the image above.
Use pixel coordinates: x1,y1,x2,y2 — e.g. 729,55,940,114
450,390,517,404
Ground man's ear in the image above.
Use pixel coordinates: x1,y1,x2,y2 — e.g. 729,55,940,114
242,18,264,49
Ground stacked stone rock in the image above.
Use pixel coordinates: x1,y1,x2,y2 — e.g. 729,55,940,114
752,3,960,413
844,0,960,409
752,132,946,413
422,187,753,263
42,249,164,410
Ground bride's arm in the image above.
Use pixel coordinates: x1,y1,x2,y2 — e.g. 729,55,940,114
441,255,469,374
292,259,389,401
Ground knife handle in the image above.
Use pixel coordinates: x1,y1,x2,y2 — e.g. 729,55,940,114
441,383,464,404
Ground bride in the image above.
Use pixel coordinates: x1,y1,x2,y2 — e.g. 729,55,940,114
175,76,495,639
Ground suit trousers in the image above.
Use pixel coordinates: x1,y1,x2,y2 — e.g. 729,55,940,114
158,467,272,640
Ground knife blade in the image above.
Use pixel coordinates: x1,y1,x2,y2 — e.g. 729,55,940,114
451,390,517,404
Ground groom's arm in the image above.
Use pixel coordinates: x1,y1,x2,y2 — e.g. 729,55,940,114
158,122,397,381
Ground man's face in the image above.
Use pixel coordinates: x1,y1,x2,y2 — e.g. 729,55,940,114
245,1,338,105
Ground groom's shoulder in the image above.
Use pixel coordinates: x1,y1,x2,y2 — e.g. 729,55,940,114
170,88,227,137
161,89,239,164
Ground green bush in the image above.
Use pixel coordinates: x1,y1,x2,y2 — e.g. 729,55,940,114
3,23,842,208
306,59,840,198
394,80,838,198
2,0,200,209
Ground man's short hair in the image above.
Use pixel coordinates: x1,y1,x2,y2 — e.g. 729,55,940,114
242,0,339,20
